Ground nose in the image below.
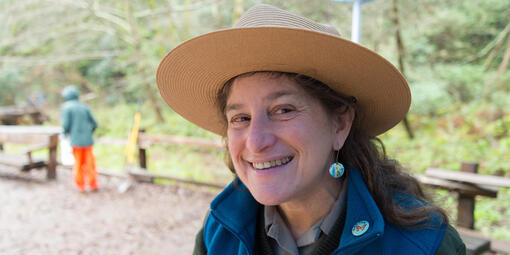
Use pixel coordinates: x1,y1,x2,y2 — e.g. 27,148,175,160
245,115,276,153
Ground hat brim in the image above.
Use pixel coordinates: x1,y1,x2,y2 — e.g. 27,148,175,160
156,27,410,137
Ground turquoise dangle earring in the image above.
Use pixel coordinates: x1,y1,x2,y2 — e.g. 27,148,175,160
329,150,344,178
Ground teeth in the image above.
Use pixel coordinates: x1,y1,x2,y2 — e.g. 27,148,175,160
252,157,292,170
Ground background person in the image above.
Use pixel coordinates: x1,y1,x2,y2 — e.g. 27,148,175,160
156,4,465,255
61,85,98,192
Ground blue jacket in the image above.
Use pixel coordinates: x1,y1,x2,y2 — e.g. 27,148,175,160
203,169,446,255
61,86,97,147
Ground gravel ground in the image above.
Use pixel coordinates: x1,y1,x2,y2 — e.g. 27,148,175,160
0,166,218,255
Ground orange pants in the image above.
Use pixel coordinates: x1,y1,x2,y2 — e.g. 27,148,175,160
72,146,98,191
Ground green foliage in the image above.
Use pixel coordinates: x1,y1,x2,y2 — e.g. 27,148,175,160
149,145,232,184
407,66,452,115
2,0,510,242
437,64,486,102
407,0,510,63
0,67,25,105
91,102,220,140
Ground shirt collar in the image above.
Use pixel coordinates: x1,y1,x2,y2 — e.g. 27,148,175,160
263,179,349,248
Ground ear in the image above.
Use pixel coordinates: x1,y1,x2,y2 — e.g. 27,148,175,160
332,107,354,151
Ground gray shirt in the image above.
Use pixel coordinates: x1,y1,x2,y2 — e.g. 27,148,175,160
264,181,348,255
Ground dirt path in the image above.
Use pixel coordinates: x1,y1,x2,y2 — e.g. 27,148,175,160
0,167,218,255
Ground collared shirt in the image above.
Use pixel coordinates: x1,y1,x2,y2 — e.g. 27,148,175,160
264,180,348,255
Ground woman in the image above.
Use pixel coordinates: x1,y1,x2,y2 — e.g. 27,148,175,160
156,4,465,255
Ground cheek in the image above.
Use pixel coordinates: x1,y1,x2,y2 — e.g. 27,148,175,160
286,119,335,155
227,130,243,161
285,122,322,144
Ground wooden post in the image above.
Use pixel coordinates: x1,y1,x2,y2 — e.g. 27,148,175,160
457,162,479,229
47,134,58,179
138,129,147,170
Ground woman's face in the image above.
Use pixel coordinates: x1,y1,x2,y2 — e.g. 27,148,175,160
225,73,353,205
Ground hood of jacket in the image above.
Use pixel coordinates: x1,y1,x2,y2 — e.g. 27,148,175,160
62,85,80,101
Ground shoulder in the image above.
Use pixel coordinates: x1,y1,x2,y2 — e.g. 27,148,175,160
380,193,449,254
76,101,89,109
384,223,466,255
202,213,250,255
201,180,258,254
193,211,209,255
62,100,82,110
435,225,466,255
61,101,72,110
376,220,447,255
390,194,450,254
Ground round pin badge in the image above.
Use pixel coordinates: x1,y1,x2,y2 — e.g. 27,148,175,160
352,220,370,236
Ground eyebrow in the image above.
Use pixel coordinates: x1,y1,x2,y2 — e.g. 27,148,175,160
225,90,295,113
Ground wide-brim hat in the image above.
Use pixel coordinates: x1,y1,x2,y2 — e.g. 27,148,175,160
156,4,410,137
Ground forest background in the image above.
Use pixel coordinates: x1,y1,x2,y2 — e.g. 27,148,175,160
1,0,510,241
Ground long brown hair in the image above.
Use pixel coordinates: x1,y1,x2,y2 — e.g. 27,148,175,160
217,71,448,228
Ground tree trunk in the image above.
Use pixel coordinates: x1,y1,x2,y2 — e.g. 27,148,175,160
232,0,244,25
484,23,510,70
497,36,510,75
184,0,192,40
213,0,223,28
391,0,414,139
125,0,165,123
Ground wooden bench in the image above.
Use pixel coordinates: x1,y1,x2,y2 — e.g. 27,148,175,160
0,104,47,125
417,162,510,255
0,125,61,179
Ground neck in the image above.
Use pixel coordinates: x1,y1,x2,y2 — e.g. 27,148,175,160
277,177,343,240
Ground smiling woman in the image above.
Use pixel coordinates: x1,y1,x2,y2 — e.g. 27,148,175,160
155,4,466,255
224,72,350,210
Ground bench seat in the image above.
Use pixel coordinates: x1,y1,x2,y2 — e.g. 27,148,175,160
0,152,47,171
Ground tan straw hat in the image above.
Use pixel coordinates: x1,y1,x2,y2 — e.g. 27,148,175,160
156,4,410,137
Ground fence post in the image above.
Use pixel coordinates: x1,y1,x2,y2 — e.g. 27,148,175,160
457,162,479,229
138,129,147,170
47,134,58,179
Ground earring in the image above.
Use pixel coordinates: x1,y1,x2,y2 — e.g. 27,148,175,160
329,150,344,178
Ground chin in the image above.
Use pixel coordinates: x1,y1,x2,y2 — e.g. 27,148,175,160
249,186,289,206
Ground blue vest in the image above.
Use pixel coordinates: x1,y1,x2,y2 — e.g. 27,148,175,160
203,169,446,254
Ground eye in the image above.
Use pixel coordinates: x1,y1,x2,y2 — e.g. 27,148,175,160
274,108,293,114
232,115,250,122
229,114,250,128
271,105,297,120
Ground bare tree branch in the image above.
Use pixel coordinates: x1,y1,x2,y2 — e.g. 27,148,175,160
1,0,49,15
498,36,510,74
0,51,120,67
91,0,131,32
0,12,91,48
484,23,510,69
134,0,223,18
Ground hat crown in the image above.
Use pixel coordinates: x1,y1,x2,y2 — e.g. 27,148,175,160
234,4,341,36
156,4,410,137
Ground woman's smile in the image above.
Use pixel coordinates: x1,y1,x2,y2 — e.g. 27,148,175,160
250,156,294,170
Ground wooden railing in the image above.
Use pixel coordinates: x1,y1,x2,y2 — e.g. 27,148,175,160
417,162,510,255
95,130,226,189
